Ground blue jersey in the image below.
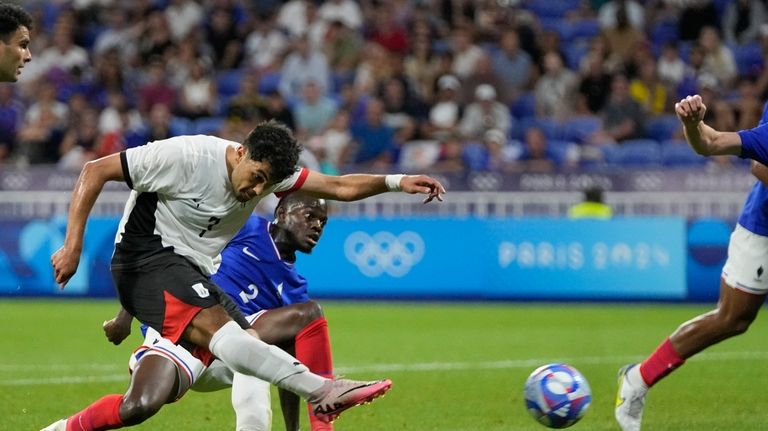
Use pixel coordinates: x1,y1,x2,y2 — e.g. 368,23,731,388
211,216,310,315
736,103,768,235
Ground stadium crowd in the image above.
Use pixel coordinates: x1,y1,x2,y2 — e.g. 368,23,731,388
1,0,765,174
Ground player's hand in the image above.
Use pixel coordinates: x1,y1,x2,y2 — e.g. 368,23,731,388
675,95,707,128
401,175,446,204
50,245,81,289
103,317,131,345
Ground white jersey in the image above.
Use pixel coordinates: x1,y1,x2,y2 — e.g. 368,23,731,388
114,135,308,275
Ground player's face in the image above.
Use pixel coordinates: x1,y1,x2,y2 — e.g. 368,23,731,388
230,154,272,202
283,202,328,253
0,26,31,82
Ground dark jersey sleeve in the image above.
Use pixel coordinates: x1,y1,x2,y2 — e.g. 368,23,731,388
210,282,251,330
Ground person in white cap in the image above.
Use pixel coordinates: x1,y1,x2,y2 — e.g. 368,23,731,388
458,83,512,140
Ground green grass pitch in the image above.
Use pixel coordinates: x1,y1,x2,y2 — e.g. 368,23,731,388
2,299,767,430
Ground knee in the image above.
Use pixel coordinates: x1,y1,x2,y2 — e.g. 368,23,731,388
120,395,164,425
293,301,324,326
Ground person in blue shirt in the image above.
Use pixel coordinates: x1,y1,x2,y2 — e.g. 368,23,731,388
102,193,338,431
615,95,768,431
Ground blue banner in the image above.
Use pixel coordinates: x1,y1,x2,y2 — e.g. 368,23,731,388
298,217,688,300
0,216,691,301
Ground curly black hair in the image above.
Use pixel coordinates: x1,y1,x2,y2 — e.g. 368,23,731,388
243,120,302,184
0,3,31,42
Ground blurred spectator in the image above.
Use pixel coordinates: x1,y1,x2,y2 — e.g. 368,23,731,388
533,29,565,68
732,78,762,130
722,0,766,45
259,90,295,130
29,24,89,82
678,0,719,42
306,110,352,175
368,4,409,55
629,58,667,115
483,128,519,172
404,37,441,104
279,35,330,100
293,79,338,139
99,91,142,134
459,84,512,140
431,133,466,173
137,9,174,65
591,73,645,143
450,25,484,79
16,103,65,165
579,33,623,76
58,109,100,170
93,6,138,62
227,72,265,121
699,26,737,89
277,0,311,39
244,11,289,73
322,20,363,83
166,0,204,42
318,0,363,31
424,74,462,139
142,103,174,143
657,42,686,90
205,6,244,70
354,41,391,96
578,53,612,114
166,38,199,89
602,2,646,65
492,29,533,104
138,59,176,115
0,84,23,163
460,52,507,105
177,59,217,120
568,186,613,219
349,97,396,168
535,52,578,119
598,0,644,30
378,77,421,143
516,126,557,172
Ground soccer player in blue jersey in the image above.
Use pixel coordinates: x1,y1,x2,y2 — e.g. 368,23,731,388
615,95,768,431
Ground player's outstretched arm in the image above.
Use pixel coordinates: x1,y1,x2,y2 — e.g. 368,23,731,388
300,171,446,203
51,153,125,288
676,95,742,156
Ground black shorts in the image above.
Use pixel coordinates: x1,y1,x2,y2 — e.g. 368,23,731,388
111,251,224,344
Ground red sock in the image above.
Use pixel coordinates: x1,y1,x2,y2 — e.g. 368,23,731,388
295,317,334,431
66,395,124,431
639,338,685,387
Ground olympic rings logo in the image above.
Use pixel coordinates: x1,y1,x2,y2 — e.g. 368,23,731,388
344,231,425,277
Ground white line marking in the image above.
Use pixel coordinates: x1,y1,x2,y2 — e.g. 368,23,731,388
1,351,766,386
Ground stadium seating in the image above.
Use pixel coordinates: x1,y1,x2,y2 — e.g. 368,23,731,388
561,116,601,143
193,116,226,135
398,140,441,171
601,139,662,166
546,139,578,165
645,114,681,142
510,92,536,119
169,117,194,136
731,43,764,77
660,140,707,166
462,142,489,171
216,69,243,98
527,0,581,19
258,71,281,95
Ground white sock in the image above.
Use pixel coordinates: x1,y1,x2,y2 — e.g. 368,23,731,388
209,321,327,398
232,373,272,431
627,365,649,391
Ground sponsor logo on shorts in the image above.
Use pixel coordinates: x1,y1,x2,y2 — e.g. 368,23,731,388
191,282,210,298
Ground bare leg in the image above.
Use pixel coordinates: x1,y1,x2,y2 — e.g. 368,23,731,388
670,278,766,358
120,355,186,425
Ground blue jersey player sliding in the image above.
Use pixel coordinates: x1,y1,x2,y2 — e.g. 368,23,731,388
103,193,337,431
615,95,768,431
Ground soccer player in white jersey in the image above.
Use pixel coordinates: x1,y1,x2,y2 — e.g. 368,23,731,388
0,3,32,82
615,96,768,431
45,120,445,431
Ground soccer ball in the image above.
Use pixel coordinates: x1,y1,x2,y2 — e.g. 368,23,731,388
523,363,592,428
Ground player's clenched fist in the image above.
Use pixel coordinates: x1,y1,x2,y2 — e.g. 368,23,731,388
675,95,706,127
51,245,80,289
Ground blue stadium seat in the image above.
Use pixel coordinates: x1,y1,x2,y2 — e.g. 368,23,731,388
562,116,601,143
563,40,590,70
510,92,536,119
193,116,226,135
511,117,564,141
546,140,577,165
731,43,763,77
527,0,580,18
660,140,707,166
564,19,600,41
650,20,678,52
602,139,662,166
462,142,489,171
216,69,243,98
258,71,281,95
169,117,194,135
645,114,681,142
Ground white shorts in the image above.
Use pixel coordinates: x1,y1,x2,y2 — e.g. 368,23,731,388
128,326,206,401
722,224,768,295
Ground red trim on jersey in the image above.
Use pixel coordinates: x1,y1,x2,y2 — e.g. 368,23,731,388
275,167,309,198
162,291,203,344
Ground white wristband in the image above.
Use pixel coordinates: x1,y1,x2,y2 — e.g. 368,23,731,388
385,174,405,192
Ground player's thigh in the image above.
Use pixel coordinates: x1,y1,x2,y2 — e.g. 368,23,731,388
250,302,321,345
112,253,223,342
